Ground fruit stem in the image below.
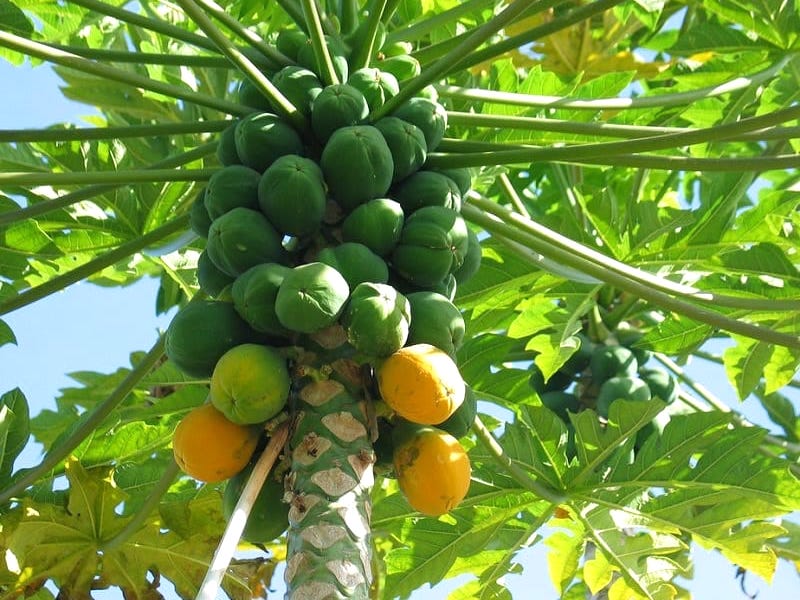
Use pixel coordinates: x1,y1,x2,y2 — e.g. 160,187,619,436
497,172,530,218
300,0,341,85
0,142,218,227
101,459,181,553
0,168,218,187
196,422,291,600
0,215,190,317
472,416,566,503
348,0,387,71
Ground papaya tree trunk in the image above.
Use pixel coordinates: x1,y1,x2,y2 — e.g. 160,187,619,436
284,330,375,599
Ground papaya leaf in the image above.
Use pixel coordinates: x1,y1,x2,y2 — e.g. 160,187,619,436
544,520,585,595
457,333,532,407
723,335,773,400
757,389,800,442
0,388,30,480
0,317,15,347
0,0,33,36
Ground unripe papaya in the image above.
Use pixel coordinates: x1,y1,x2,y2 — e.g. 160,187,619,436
311,83,369,143
189,188,212,238
275,262,350,333
237,78,272,111
347,67,399,112
539,391,581,421
216,120,240,166
374,116,427,183
232,263,292,336
406,291,465,357
453,227,482,285
165,300,255,378
257,154,326,237
320,125,394,211
639,368,677,404
428,167,472,197
595,376,652,417
234,112,304,173
392,97,448,151
223,461,289,544
204,164,261,220
590,345,639,382
340,282,410,357
197,249,235,298
206,207,285,277
438,386,477,439
378,54,421,81
275,29,308,62
271,66,323,117
379,41,412,57
391,170,461,213
317,242,389,288
341,198,404,257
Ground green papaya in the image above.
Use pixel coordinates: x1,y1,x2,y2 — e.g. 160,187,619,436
453,227,482,284
257,154,326,237
222,462,289,544
311,83,369,143
615,327,652,366
391,206,469,288
206,207,285,277
216,120,240,166
189,188,212,238
539,390,581,421
275,262,350,333
406,291,465,357
378,54,421,81
234,112,304,173
595,376,652,417
275,29,308,62
340,282,410,357
197,249,235,298
237,78,272,111
374,116,427,183
317,242,389,288
590,345,639,383
232,263,292,337
297,35,349,82
528,362,573,394
203,164,261,220
341,198,404,257
639,367,678,404
390,170,461,213
438,386,477,439
417,85,439,102
346,67,399,112
379,41,412,57
165,299,254,378
392,97,448,151
271,66,323,117
428,167,472,197
320,125,394,212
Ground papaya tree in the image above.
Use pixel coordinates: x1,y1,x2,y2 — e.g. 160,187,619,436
1,1,800,599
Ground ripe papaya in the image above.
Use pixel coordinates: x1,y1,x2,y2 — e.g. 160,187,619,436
197,249,235,298
206,207,285,277
237,78,272,111
210,343,291,425
539,391,581,420
438,386,477,439
595,376,652,417
377,343,465,425
310,83,369,143
165,299,255,378
203,164,261,220
275,262,350,333
346,67,399,112
234,112,304,173
392,423,471,516
590,345,639,383
341,198,404,257
172,403,260,483
341,282,410,357
216,120,240,166
222,461,289,544
320,125,394,211
257,154,326,237
316,242,389,288
427,167,472,197
406,291,465,357
378,54,421,82
297,35,349,82
231,263,291,336
189,188,212,238
452,227,482,285
374,116,427,183
390,170,461,213
391,206,469,288
271,66,323,117
639,367,677,404
392,97,448,151
275,29,308,62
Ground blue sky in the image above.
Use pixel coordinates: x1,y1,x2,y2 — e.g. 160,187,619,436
0,59,797,599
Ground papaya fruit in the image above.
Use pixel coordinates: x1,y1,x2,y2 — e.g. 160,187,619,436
392,97,448,151
346,67,399,112
297,35,349,82
222,461,289,544
438,386,477,439
310,83,369,143
428,167,472,197
234,112,304,173
639,367,677,404
271,66,323,117
528,362,573,394
341,198,404,257
406,291,465,357
452,227,482,285
595,376,652,417
275,29,308,62
377,343,465,425
320,125,394,211
237,78,272,111
257,154,326,237
378,54,421,82
589,345,639,383
189,188,212,238
275,262,350,333
539,391,581,420
165,299,255,378
392,423,471,516
341,282,410,357
203,164,261,220
390,170,461,213
206,207,285,277
615,327,652,366
216,120,241,166
374,116,427,183
197,249,235,298
231,263,291,336
316,242,389,288
172,402,260,483
210,343,291,425
379,41,412,57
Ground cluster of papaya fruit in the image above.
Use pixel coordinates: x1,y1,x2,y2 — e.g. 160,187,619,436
529,328,678,453
166,26,481,533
